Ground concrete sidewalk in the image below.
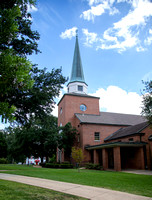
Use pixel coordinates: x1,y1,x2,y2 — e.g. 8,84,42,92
122,170,152,176
0,173,151,200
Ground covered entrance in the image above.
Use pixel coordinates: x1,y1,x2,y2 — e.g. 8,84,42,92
121,146,146,169
85,142,147,171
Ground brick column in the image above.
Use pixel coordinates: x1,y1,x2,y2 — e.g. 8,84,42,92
139,147,145,169
93,149,98,164
102,148,108,170
114,147,121,171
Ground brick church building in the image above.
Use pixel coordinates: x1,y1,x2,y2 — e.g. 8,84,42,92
58,32,152,171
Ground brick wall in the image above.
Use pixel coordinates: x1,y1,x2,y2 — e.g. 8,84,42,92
58,94,100,127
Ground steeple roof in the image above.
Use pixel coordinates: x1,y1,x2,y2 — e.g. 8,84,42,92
69,31,86,84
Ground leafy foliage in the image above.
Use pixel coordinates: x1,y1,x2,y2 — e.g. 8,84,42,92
0,0,39,121
85,163,102,170
5,115,58,163
0,131,7,158
58,123,77,157
142,81,152,125
0,0,40,55
72,147,84,164
0,50,34,122
72,147,84,172
7,66,67,125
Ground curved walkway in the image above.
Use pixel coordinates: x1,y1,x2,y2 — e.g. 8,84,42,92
0,173,152,200
122,170,152,175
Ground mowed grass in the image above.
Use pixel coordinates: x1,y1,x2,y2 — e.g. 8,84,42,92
0,164,152,197
0,179,87,200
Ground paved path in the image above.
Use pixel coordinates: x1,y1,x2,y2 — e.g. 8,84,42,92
122,170,152,175
0,173,152,200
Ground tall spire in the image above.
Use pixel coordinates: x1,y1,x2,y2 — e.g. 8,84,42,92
67,30,88,94
69,30,85,83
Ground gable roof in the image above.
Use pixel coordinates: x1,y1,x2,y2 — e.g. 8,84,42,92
104,121,149,141
75,112,147,126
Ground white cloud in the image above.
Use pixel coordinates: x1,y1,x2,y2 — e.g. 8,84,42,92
80,0,119,22
98,0,152,52
52,85,67,117
60,27,78,40
80,3,107,22
136,46,147,52
52,104,58,117
82,29,98,47
88,0,103,6
144,29,152,45
27,4,38,12
81,0,152,52
89,86,143,115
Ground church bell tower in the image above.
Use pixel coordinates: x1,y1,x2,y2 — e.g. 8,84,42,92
67,30,88,94
58,30,100,128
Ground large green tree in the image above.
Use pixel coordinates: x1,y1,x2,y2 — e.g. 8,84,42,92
6,115,58,163
0,0,40,122
0,131,7,158
0,0,40,55
7,66,67,125
142,80,152,125
58,123,77,159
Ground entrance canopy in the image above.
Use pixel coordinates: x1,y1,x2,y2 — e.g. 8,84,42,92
85,141,147,150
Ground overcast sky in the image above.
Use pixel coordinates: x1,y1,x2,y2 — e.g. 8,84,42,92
1,0,152,129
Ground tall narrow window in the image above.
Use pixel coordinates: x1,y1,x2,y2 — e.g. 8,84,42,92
78,85,83,91
94,132,100,141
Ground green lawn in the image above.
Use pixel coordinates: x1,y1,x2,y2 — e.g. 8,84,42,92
0,179,87,200
0,164,152,197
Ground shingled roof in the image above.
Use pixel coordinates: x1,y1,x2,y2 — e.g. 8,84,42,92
104,121,149,141
75,112,147,126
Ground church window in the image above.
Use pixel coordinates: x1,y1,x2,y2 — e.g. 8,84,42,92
94,132,100,141
80,104,87,111
60,107,62,114
78,85,83,91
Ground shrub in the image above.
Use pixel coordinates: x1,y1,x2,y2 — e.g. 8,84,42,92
40,163,46,168
85,163,102,170
62,161,70,164
0,158,8,164
45,163,73,169
45,163,59,168
60,164,73,169
49,155,56,163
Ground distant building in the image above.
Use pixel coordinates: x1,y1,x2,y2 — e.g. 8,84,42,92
57,32,152,171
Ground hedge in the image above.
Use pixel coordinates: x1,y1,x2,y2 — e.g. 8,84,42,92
0,158,8,164
45,163,73,169
85,163,102,170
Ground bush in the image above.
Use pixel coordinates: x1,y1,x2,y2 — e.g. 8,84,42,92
45,163,60,168
45,163,73,169
60,164,73,169
0,158,8,164
85,163,102,170
62,161,70,164
49,155,56,163
40,163,46,168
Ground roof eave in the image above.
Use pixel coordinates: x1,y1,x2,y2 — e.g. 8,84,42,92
85,141,147,150
104,132,145,142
